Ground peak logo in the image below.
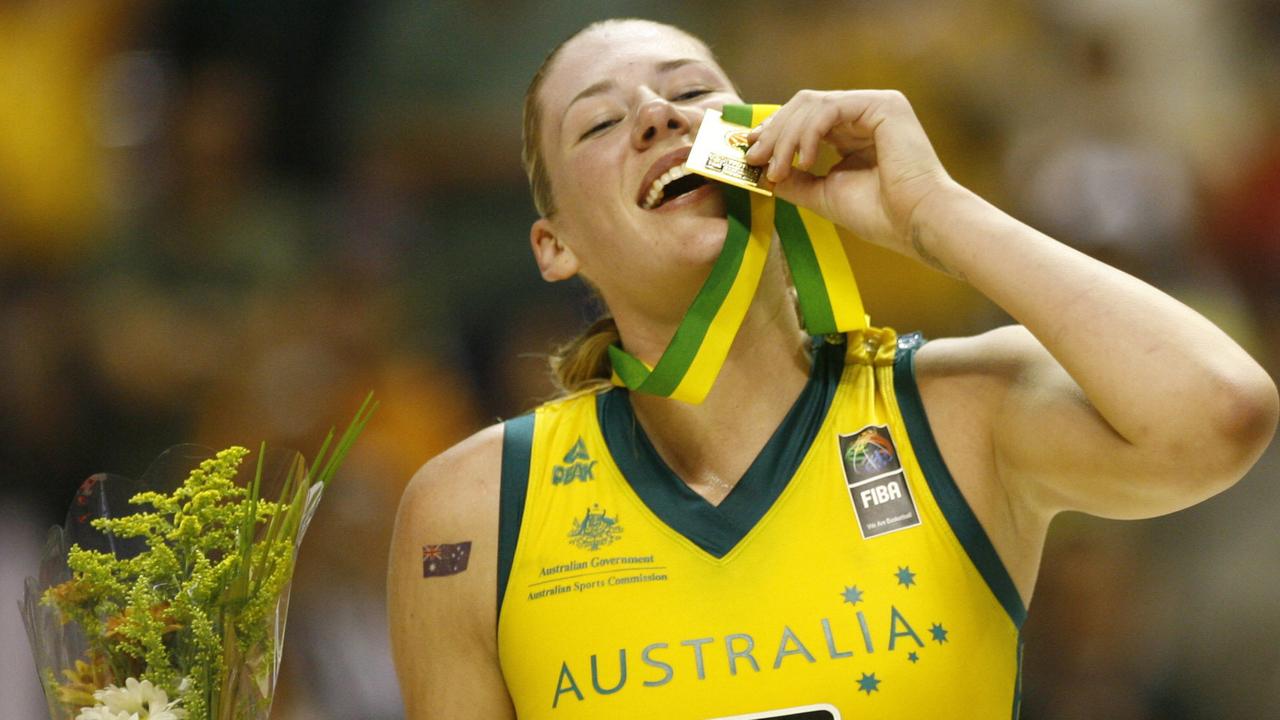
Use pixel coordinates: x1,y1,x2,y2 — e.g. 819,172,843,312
553,437,597,485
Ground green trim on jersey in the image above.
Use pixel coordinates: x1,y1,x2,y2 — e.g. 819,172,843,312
1012,634,1025,718
498,412,536,619
596,337,844,558
892,333,1028,627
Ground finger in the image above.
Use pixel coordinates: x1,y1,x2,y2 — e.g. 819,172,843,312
772,104,828,182
766,106,813,182
744,113,783,165
824,122,870,157
771,167,822,211
797,103,838,170
746,96,808,166
767,128,797,183
744,129,772,165
745,116,772,144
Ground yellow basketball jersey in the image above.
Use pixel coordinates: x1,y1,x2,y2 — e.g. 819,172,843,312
496,328,1026,719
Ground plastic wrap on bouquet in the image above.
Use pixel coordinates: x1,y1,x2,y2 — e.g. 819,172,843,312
19,395,373,720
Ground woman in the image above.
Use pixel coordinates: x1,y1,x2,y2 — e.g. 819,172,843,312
388,18,1277,719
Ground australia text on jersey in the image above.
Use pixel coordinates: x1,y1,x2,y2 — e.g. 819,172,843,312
551,606,945,709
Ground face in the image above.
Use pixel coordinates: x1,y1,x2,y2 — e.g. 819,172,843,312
533,21,743,323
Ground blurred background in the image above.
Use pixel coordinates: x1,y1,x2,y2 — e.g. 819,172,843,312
2,0,1278,717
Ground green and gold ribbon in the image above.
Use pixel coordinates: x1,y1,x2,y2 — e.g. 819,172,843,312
609,104,867,404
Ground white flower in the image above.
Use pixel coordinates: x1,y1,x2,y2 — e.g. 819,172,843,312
75,707,134,720
77,677,187,720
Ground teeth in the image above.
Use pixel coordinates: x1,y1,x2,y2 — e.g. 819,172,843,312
641,164,691,209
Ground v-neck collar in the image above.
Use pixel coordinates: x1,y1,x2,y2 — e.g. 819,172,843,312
595,337,844,559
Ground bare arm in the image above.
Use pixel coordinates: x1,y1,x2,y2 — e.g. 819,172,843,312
745,89,1278,523
910,185,1277,519
387,425,516,720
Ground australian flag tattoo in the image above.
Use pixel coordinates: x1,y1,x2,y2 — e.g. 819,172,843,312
423,541,472,578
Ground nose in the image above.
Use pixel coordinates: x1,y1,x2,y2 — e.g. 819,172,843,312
631,97,691,150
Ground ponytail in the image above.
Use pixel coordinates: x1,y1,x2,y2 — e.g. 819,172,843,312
549,315,620,395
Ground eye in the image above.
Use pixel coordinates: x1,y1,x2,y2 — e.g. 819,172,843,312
672,88,711,102
580,118,619,140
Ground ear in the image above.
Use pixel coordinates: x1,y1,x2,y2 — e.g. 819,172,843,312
530,217,580,282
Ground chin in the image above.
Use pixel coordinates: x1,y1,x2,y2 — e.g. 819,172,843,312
675,222,731,267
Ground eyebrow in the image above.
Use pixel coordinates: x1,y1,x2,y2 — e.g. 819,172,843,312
561,58,709,123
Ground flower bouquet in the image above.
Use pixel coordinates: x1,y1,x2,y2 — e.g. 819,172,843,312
20,395,377,720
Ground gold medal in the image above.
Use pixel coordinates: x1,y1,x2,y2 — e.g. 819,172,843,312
685,109,774,196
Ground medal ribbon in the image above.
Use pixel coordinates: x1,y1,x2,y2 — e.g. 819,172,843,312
608,103,867,404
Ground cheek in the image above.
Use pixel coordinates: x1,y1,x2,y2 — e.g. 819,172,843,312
551,181,631,260
560,152,629,215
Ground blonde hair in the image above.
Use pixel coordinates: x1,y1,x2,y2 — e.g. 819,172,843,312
547,315,620,394
522,19,715,394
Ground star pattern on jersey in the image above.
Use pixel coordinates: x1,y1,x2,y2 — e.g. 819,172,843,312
930,623,949,644
907,651,920,663
895,565,917,588
841,585,864,605
857,672,881,695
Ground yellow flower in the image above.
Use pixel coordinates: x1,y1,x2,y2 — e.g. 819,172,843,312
167,515,201,540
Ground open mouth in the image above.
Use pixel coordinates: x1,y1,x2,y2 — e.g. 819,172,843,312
640,166,711,210
637,147,712,210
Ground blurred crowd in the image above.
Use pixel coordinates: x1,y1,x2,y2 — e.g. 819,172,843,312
1,1,1278,718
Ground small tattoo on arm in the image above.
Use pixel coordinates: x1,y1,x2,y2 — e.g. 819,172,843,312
422,541,472,578
911,223,965,280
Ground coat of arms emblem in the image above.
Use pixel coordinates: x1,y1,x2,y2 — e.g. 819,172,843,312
568,504,623,551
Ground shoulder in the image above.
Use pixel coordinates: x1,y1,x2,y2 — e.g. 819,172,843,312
910,324,1075,420
913,324,1049,383
901,326,1054,601
904,325,1050,432
397,422,508,534
900,326,1034,472
388,423,508,665
909,324,1070,495
389,421,511,642
397,394,590,521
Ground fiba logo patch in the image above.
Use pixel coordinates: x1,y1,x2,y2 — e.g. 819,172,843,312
845,428,896,475
837,426,921,539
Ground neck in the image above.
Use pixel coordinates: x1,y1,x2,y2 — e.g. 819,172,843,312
614,248,811,504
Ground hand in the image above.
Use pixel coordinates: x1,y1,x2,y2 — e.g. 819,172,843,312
743,90,954,257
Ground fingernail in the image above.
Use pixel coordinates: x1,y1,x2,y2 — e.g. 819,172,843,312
767,157,779,181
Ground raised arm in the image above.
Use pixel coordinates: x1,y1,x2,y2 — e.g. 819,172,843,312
387,425,516,719
905,186,1276,519
744,90,1278,524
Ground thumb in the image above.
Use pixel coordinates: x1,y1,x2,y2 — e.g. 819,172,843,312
770,168,824,213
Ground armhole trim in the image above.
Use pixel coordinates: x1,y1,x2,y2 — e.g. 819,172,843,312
1012,633,1025,718
497,412,535,621
893,340,1028,628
